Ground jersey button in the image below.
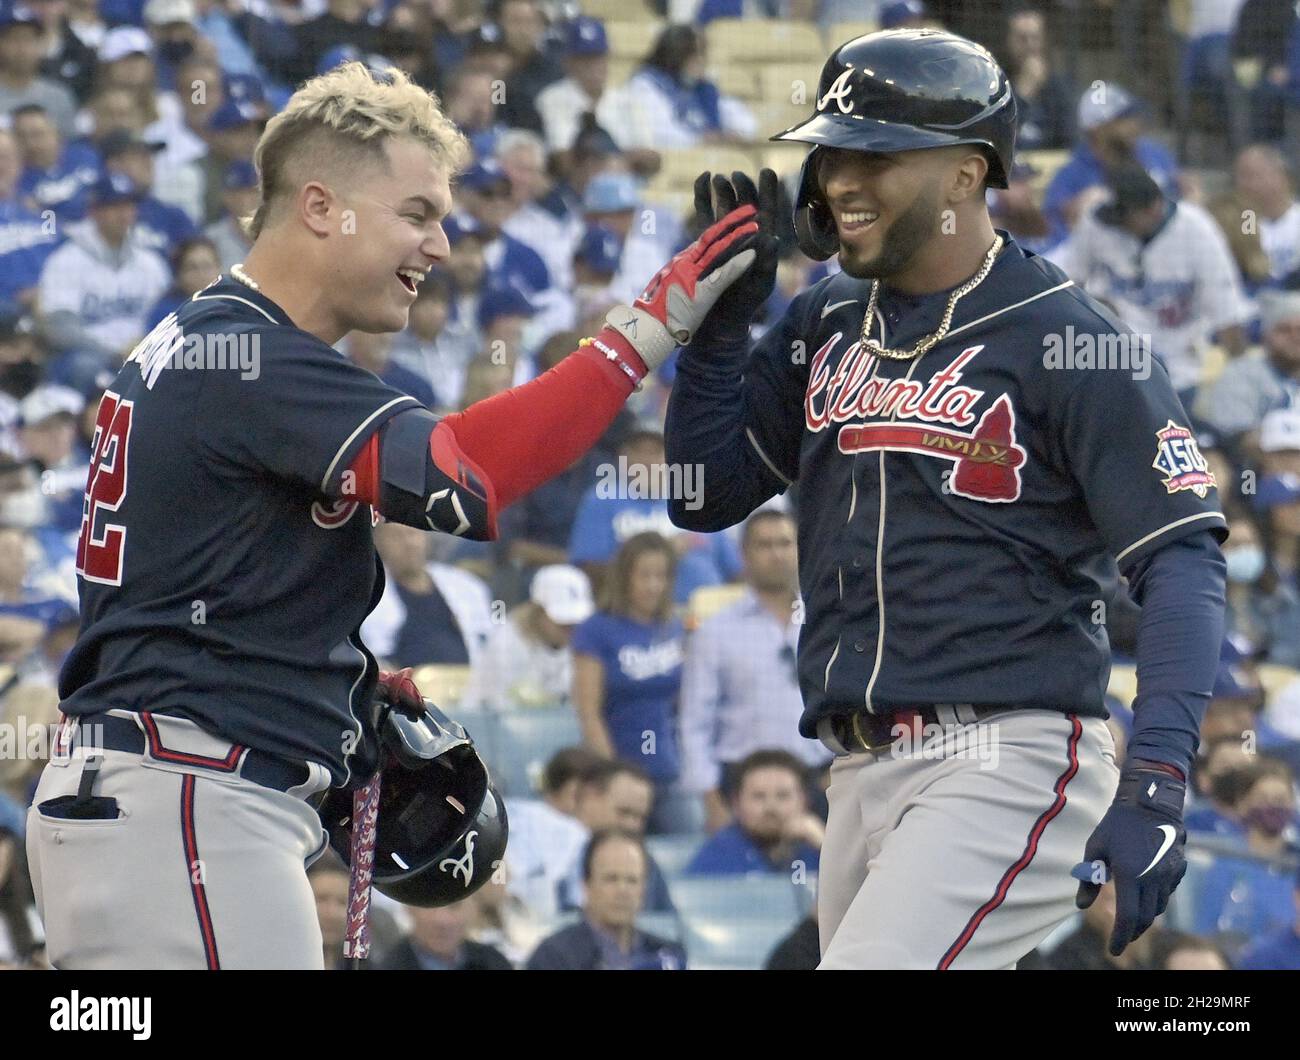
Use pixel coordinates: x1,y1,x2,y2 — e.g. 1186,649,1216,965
853,640,866,653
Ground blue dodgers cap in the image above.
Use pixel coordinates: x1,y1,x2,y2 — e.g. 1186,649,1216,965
880,0,925,28
442,213,484,245
208,97,264,133
575,224,622,275
566,16,609,56
1255,472,1300,510
0,2,40,30
477,283,535,329
583,171,639,213
224,72,266,104
458,157,512,194
87,171,141,207
1078,83,1143,132
223,159,259,191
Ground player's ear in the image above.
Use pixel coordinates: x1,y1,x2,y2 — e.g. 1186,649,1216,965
299,180,335,237
946,150,989,205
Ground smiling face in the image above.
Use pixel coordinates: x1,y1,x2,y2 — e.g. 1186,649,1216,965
328,135,453,335
816,145,979,281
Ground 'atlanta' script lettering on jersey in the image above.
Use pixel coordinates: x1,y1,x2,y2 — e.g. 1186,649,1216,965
805,338,986,432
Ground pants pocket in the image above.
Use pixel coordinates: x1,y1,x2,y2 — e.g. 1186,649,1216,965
30,800,131,969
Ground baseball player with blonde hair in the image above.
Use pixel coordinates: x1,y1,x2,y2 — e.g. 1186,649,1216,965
28,62,763,968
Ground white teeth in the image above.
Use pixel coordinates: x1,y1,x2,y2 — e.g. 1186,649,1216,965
398,268,424,285
840,211,878,224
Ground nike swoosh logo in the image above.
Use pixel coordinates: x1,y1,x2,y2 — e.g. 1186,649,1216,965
1138,824,1177,877
821,299,859,319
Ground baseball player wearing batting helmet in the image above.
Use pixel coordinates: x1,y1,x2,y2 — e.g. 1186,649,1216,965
665,29,1226,969
27,61,764,969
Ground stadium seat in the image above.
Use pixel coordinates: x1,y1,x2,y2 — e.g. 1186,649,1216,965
475,706,582,797
636,910,685,944
668,874,803,920
824,20,879,50
410,663,473,710
1259,664,1300,703
684,914,801,970
645,834,705,876
1018,149,1071,195
581,0,661,21
1166,843,1217,934
753,104,813,145
711,64,760,102
757,62,824,107
760,141,812,178
646,146,758,202
605,20,663,61
705,19,824,65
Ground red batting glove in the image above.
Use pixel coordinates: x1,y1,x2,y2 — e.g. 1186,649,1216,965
594,202,760,373
376,667,425,716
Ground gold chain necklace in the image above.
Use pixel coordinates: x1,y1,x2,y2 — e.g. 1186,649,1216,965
858,235,1004,361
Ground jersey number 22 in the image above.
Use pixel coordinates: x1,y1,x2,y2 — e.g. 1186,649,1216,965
77,390,134,586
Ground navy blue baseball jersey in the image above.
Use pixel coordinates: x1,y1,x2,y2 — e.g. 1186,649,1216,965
59,278,424,786
665,234,1227,735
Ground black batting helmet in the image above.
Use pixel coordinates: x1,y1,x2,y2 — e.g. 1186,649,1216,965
318,698,508,907
772,28,1019,260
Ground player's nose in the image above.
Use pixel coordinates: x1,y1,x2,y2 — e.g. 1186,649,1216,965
422,222,451,264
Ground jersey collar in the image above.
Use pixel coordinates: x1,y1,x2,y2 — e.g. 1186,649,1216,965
190,276,297,328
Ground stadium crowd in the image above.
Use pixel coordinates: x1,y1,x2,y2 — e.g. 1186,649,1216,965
1,0,1300,970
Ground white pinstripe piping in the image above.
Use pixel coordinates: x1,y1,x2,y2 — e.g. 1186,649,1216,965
191,291,280,324
1115,511,1226,565
824,636,841,691
745,427,793,487
941,280,1075,342
319,396,420,493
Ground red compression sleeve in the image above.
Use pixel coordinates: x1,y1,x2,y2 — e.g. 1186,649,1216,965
437,341,643,510
346,337,643,513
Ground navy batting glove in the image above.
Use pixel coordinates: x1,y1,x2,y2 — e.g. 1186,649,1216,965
1075,761,1187,956
691,168,780,339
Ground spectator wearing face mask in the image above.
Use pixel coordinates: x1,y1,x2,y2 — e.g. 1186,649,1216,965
1193,758,1298,943
1187,735,1254,841
1223,515,1270,648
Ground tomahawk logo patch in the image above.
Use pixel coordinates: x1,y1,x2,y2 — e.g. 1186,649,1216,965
1151,421,1216,498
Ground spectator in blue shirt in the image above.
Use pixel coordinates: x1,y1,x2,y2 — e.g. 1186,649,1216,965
569,428,742,605
572,531,692,832
1042,84,1180,247
1194,759,1298,942
345,330,437,410
1236,867,1300,968
528,830,685,970
0,128,59,309
13,102,98,223
100,130,195,259
685,750,823,877
144,236,221,333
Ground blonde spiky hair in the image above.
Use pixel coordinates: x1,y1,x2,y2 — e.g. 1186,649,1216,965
247,62,470,240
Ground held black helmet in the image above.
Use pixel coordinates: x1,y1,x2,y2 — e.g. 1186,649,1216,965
318,698,508,907
771,28,1019,260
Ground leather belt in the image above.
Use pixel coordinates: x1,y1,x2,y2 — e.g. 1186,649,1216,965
816,703,1008,755
59,711,312,794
